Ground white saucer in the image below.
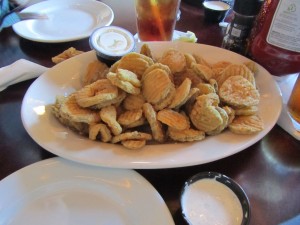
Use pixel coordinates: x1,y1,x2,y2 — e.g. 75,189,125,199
12,0,114,43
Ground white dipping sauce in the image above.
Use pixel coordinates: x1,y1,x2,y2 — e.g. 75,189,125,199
181,178,243,225
203,1,230,11
90,26,135,58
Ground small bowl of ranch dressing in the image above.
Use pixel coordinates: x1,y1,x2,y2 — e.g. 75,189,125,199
202,0,231,23
89,26,135,66
181,172,250,225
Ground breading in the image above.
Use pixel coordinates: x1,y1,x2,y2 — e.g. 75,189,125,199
229,115,264,134
100,105,122,135
157,109,190,131
143,103,165,142
219,75,260,108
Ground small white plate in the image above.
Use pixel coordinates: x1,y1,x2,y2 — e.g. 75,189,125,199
21,42,282,169
12,0,114,43
0,157,174,225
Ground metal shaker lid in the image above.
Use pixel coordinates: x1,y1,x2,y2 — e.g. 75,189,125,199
233,0,263,16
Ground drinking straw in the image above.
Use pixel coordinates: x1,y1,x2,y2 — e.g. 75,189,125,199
150,0,167,40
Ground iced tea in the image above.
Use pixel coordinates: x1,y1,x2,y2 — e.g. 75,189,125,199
135,0,180,41
287,74,300,125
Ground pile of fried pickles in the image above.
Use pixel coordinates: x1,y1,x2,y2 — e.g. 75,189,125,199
51,44,264,150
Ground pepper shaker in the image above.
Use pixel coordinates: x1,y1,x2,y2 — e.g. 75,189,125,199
221,0,262,55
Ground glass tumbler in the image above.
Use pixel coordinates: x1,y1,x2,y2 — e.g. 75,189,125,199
134,0,181,41
287,74,300,129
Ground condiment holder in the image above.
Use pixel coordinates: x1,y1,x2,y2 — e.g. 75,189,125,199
202,0,231,23
89,26,135,66
180,171,250,225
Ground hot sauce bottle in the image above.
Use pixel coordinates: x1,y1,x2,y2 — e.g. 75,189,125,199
248,0,300,76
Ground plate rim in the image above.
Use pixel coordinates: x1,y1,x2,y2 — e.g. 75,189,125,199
21,42,282,169
12,0,114,43
0,157,175,225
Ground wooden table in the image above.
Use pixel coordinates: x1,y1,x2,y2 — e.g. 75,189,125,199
0,1,299,224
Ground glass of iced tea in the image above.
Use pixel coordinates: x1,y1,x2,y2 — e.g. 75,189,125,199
287,74,300,129
135,0,181,41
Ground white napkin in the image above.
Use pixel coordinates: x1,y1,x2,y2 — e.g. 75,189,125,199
0,59,48,91
275,74,300,140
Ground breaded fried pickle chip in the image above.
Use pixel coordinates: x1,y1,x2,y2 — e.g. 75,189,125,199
75,79,118,108
168,78,192,109
100,105,122,135
117,69,141,88
52,95,91,134
52,47,83,64
206,106,229,135
193,54,211,68
121,139,146,150
118,109,143,127
107,72,140,95
229,115,264,134
123,94,145,110
111,131,152,143
234,105,258,116
219,75,259,108
216,64,256,87
153,85,176,111
143,63,173,82
184,53,197,68
173,68,203,87
192,63,214,81
159,48,186,73
82,60,109,86
157,109,190,131
244,61,258,74
211,61,231,78
196,83,216,95
89,123,112,142
59,94,101,124
168,127,205,142
140,43,153,59
143,103,165,142
142,68,174,104
189,93,223,132
117,52,154,78
92,89,126,109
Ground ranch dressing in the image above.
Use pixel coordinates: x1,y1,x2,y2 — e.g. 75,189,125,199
96,28,133,56
89,26,135,59
181,178,243,225
203,1,230,11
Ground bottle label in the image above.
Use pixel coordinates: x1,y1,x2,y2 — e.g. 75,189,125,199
267,0,300,53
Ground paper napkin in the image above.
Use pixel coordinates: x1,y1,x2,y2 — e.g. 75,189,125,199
0,59,48,91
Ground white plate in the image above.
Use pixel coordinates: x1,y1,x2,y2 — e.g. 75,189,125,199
0,157,174,225
21,42,282,169
12,0,114,43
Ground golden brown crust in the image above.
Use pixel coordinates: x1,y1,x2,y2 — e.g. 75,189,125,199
219,75,260,108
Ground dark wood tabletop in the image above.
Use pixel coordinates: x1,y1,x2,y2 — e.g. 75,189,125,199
0,1,300,225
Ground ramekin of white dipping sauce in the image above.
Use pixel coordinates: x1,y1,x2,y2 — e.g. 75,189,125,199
181,172,250,225
89,26,135,65
202,0,230,23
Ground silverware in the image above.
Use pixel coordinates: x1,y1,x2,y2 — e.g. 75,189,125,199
16,12,48,20
0,11,47,28
9,0,44,13
0,0,47,29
